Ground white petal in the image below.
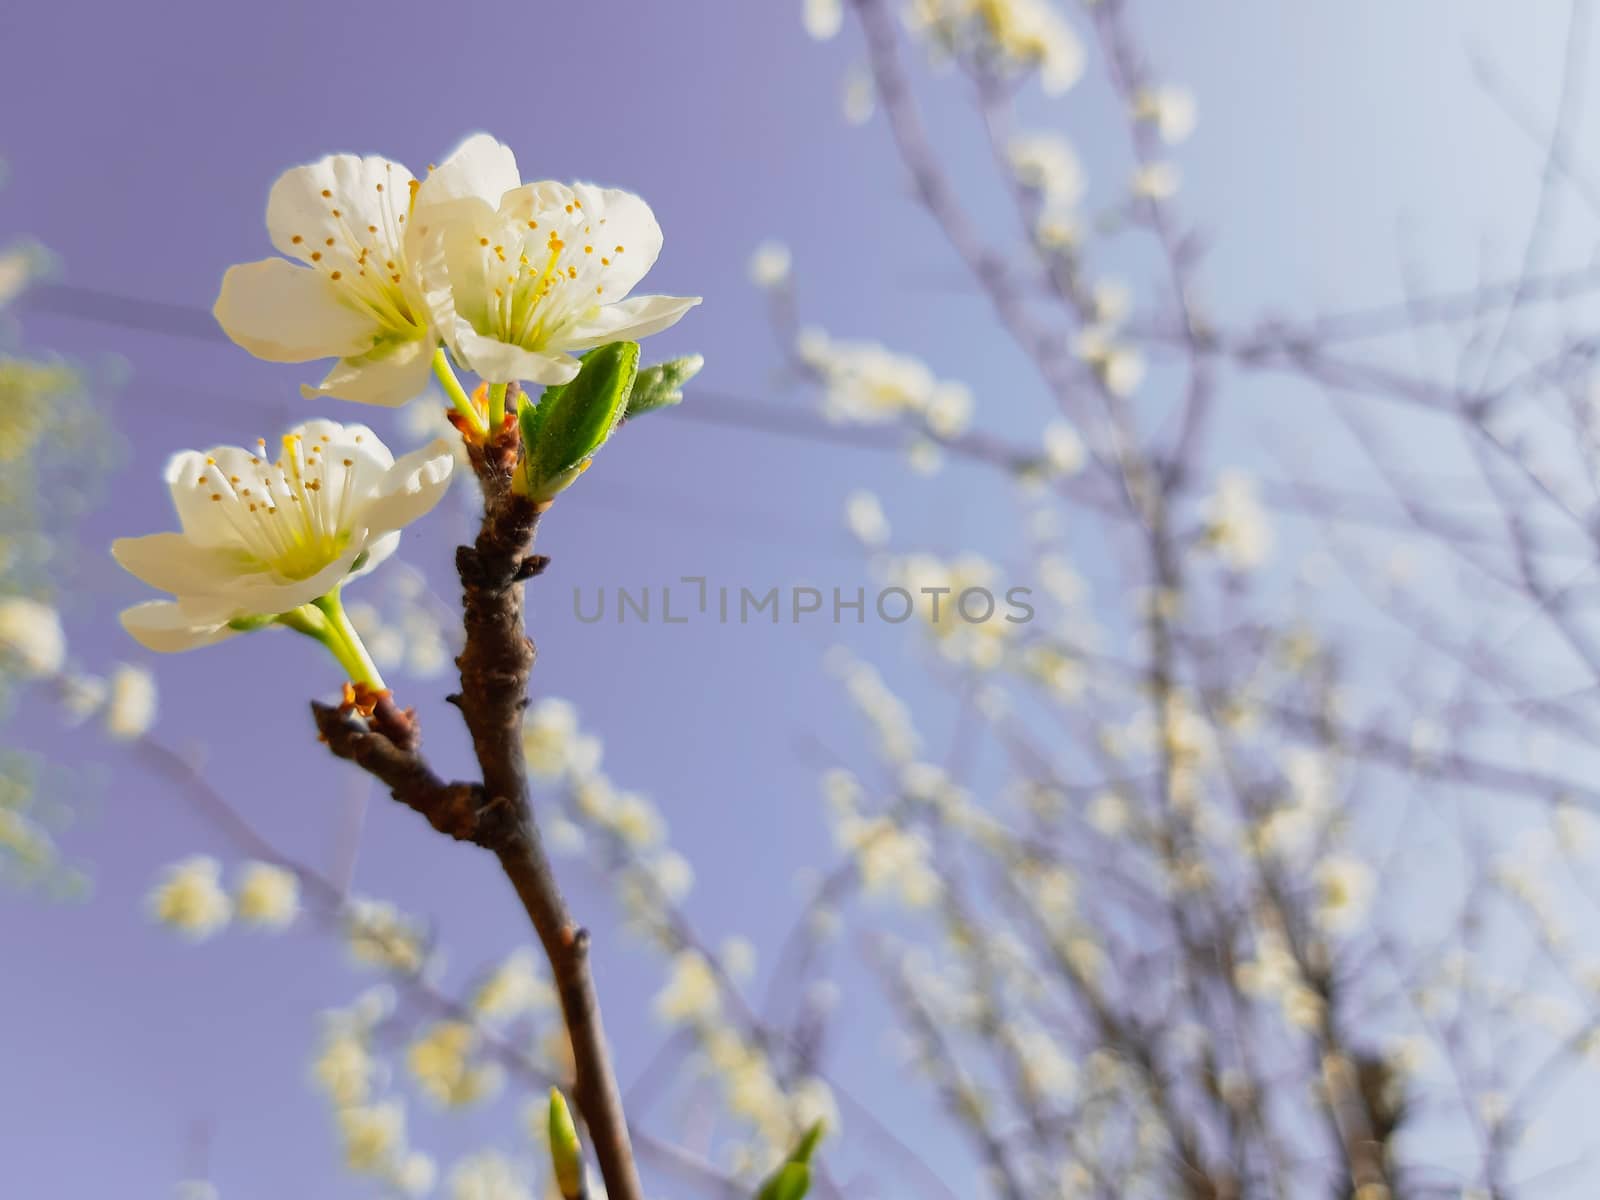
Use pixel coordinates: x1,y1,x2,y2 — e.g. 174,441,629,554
120,602,239,654
360,442,456,535
214,259,376,363
560,295,701,351
347,530,400,584
111,533,246,595
300,338,436,407
176,545,369,624
284,419,396,471
163,449,257,550
410,195,501,338
571,184,665,300
414,134,521,212
451,325,580,385
266,153,415,266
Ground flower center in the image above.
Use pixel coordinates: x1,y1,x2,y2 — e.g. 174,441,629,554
477,195,627,350
192,432,364,581
285,169,427,344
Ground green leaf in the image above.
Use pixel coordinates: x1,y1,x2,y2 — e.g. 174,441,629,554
755,1121,826,1200
756,1163,810,1200
516,341,640,503
623,353,704,420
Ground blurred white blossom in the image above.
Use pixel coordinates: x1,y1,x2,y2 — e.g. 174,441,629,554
1203,471,1272,570
235,861,301,930
1134,85,1198,144
799,329,972,434
447,1152,534,1200
103,663,157,740
0,596,64,678
1008,133,1085,208
1131,161,1181,200
845,490,891,548
748,241,794,289
148,856,232,940
804,0,844,40
655,950,723,1026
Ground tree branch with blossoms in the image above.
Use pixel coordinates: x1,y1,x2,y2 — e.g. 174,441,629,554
107,133,712,1200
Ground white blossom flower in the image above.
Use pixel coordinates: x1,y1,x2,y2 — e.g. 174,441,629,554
804,0,844,39
0,596,65,678
910,0,1083,93
471,948,554,1021
1008,133,1084,208
721,936,758,982
103,663,157,739
1074,329,1145,397
447,1153,533,1200
1042,421,1086,475
215,150,438,405
339,1100,407,1172
235,861,301,929
522,697,584,779
113,420,453,652
394,1153,438,1198
59,673,108,722
647,849,695,901
1314,856,1375,935
410,134,699,388
1131,161,1181,200
748,241,793,289
0,245,39,310
655,950,722,1026
147,856,232,940
407,1021,504,1108
1134,86,1198,144
842,64,876,124
1203,471,1272,570
845,490,891,547
1091,279,1132,326
800,330,971,433
345,898,427,974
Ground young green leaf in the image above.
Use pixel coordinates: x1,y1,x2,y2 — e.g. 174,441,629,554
755,1121,825,1200
516,340,640,503
547,1088,586,1199
623,353,704,420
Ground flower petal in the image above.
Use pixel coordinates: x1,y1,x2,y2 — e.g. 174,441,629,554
414,134,521,212
360,441,456,535
451,325,580,386
214,259,376,363
572,184,665,300
164,448,259,550
112,533,248,596
347,530,400,584
266,153,416,267
300,338,436,407
175,544,370,624
561,294,702,351
120,602,240,654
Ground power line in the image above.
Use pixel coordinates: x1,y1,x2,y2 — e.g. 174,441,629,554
18,282,898,452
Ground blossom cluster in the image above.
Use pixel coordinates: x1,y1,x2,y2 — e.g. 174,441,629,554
797,328,973,436
108,134,698,685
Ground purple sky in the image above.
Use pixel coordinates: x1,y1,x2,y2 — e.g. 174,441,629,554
0,1,1587,1196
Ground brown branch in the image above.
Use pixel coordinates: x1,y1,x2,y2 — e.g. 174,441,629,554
312,696,498,843
314,414,643,1200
